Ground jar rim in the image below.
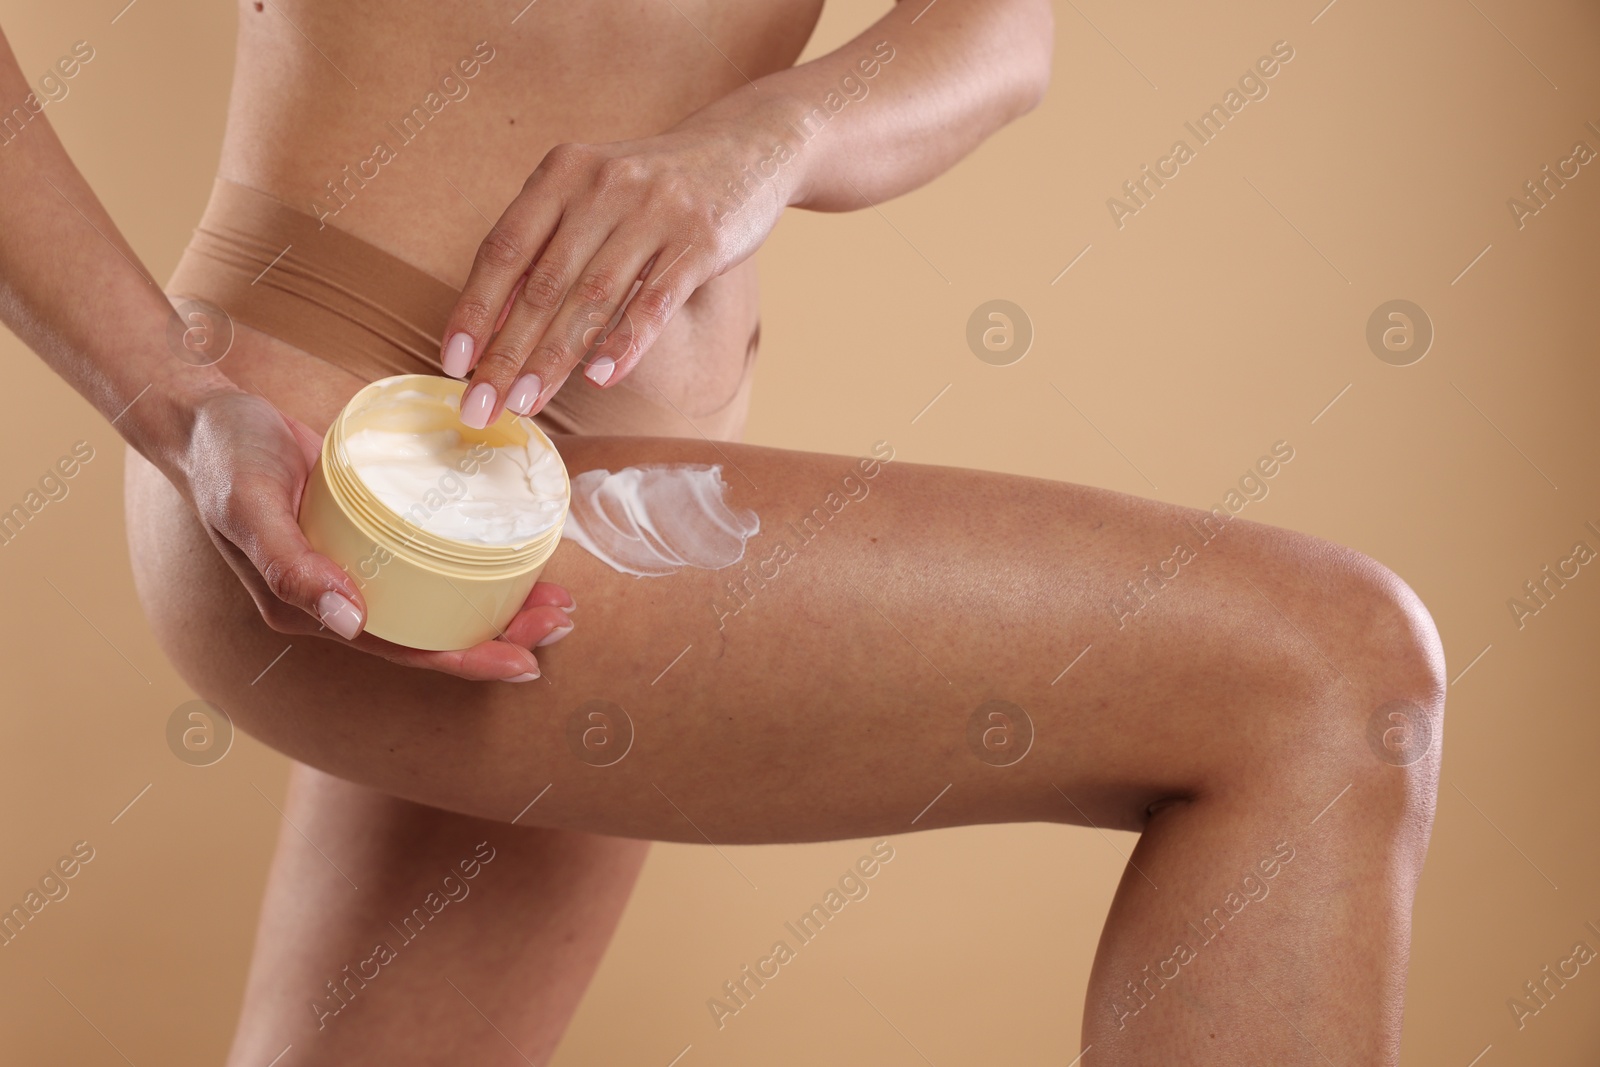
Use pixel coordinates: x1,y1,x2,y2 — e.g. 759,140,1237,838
321,374,570,574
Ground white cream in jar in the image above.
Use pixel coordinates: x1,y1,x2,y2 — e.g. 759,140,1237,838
343,389,568,546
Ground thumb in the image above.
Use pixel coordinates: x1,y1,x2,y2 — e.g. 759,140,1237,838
225,474,367,640
281,411,328,469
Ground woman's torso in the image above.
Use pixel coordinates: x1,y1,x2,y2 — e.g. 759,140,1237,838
203,0,824,432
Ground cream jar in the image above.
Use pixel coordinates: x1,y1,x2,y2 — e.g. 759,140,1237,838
298,374,570,651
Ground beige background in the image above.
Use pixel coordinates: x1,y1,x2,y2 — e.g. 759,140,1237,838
1,0,1597,1063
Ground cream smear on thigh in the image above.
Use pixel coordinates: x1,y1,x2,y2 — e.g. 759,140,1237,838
560,464,760,577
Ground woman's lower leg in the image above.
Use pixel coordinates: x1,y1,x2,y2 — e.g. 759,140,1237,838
1080,554,1445,1064
224,765,649,1066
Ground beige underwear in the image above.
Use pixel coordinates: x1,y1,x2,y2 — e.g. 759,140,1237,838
166,178,756,439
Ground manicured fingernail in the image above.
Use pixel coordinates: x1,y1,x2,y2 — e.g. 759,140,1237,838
560,595,576,614
443,332,474,378
507,373,543,414
584,356,615,386
460,382,496,429
505,670,540,682
317,590,364,640
535,623,573,647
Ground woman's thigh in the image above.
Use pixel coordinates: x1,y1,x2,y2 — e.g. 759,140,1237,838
126,405,1433,846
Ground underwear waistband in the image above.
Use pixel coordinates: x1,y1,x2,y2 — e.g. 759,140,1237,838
165,178,753,438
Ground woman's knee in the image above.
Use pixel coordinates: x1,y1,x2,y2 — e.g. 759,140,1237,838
1309,541,1445,762
1217,526,1446,803
1329,547,1446,852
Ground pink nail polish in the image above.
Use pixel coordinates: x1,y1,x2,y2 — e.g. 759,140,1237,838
535,623,573,648
317,590,364,640
507,373,543,414
443,332,474,378
584,356,615,386
460,382,497,429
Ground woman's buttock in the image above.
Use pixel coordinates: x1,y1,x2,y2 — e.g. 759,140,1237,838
121,331,692,814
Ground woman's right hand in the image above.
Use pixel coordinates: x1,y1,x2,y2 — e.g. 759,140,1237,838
170,386,574,682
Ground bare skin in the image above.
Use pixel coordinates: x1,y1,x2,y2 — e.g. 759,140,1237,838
222,761,652,1066
174,5,1052,1060
0,1,1444,1062
127,327,1445,1065
182,4,1052,1057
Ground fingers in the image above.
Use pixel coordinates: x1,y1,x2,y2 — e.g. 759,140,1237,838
274,434,366,630
440,173,566,379
480,580,576,656
523,580,577,613
455,217,610,425
586,241,703,385
280,410,329,468
343,595,575,681
346,631,540,682
459,233,706,427
503,602,575,650
229,571,577,681
457,213,652,427
487,236,662,423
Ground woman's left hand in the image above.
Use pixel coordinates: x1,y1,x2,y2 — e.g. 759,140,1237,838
442,122,794,428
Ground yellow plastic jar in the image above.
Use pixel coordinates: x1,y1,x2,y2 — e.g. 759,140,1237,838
298,374,570,651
